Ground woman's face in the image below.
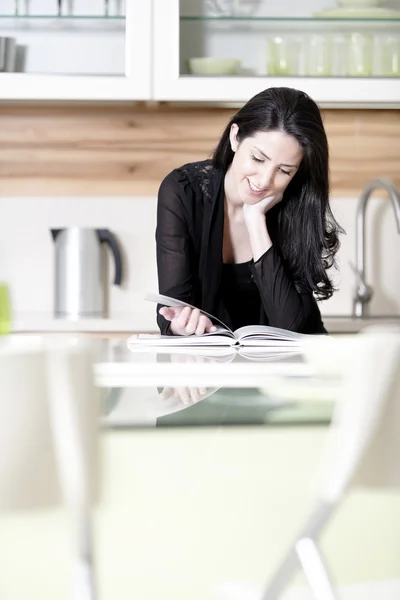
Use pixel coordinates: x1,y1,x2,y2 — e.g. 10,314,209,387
227,125,303,205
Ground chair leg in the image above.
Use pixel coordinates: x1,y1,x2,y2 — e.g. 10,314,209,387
72,558,96,600
296,538,341,600
72,511,96,600
261,502,337,600
260,547,301,600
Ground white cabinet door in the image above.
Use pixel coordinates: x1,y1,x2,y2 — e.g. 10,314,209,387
153,0,400,107
0,0,151,100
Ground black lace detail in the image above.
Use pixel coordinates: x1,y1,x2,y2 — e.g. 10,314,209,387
180,159,215,202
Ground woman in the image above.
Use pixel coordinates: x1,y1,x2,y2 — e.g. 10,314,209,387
156,87,342,336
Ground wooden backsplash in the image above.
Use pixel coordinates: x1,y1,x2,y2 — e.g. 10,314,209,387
0,104,399,197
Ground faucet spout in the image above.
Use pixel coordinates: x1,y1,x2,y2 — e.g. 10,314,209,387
354,178,400,318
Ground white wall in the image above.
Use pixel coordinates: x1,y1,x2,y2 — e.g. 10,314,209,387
0,193,399,330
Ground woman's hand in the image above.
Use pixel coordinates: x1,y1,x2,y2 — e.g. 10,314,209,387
159,306,217,336
242,194,283,224
242,195,282,261
160,384,207,406
158,354,210,405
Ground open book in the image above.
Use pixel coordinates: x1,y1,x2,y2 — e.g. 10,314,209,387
127,293,312,349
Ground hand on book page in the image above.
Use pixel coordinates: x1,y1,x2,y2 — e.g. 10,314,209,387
159,305,217,336
146,292,233,334
144,292,312,347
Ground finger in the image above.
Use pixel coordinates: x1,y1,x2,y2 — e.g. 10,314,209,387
199,387,207,396
172,308,191,335
171,353,195,365
184,354,196,364
195,314,210,336
159,387,174,400
185,308,201,336
177,387,191,405
170,353,185,364
159,306,175,321
194,355,206,364
159,305,183,319
175,306,192,332
205,321,217,333
189,387,201,403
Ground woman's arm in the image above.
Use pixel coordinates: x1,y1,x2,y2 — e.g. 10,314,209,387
156,174,194,334
243,205,326,334
249,245,326,334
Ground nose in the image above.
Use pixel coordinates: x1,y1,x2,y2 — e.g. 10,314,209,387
257,164,275,190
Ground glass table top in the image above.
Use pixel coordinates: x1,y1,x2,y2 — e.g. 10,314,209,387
100,384,335,429
92,337,336,428
6,335,338,429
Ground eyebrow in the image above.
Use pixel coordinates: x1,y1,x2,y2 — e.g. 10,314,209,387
253,146,298,169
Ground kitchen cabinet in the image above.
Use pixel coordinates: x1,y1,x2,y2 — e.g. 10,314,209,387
153,0,400,107
1,0,400,106
0,0,151,100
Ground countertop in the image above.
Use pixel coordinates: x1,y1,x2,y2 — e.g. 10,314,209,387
10,312,400,334
11,312,148,333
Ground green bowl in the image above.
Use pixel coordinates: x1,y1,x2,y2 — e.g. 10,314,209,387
188,57,242,75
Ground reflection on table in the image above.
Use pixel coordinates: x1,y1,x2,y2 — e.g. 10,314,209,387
95,339,339,428
101,382,337,429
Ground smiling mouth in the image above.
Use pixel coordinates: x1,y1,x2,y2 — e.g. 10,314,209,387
247,178,268,195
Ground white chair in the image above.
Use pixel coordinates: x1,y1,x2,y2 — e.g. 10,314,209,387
0,337,100,600
259,327,400,600
214,327,400,600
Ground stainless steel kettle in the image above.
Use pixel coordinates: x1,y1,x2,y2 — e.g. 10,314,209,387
51,227,123,319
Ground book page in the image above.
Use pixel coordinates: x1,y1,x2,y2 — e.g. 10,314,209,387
127,333,237,347
238,347,305,361
145,292,234,335
234,324,307,343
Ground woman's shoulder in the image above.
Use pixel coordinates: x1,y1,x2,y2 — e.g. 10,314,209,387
160,159,220,200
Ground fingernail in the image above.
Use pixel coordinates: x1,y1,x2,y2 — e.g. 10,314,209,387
200,388,207,395
210,326,217,332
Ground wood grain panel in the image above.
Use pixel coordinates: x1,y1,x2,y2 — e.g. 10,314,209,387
0,104,399,197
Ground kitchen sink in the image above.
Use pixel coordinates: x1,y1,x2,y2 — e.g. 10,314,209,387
323,315,400,334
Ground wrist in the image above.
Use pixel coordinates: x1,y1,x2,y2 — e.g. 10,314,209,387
246,218,272,261
244,212,267,232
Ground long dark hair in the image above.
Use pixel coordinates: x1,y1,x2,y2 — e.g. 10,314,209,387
212,87,343,301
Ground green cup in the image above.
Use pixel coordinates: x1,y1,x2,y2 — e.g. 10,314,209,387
0,284,11,335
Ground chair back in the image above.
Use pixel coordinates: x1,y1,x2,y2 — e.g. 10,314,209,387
315,327,400,503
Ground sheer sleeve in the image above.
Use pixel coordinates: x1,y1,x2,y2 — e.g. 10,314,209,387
155,172,195,334
250,246,327,334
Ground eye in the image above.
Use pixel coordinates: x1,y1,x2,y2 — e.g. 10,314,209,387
251,155,264,164
280,168,291,176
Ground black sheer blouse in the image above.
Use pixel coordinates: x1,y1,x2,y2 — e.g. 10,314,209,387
156,160,326,335
221,261,261,331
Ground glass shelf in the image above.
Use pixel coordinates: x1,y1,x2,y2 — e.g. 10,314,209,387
180,16,400,33
0,15,125,20
181,16,400,22
0,14,125,32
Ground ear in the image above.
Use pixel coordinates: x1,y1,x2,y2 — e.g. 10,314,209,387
229,123,239,153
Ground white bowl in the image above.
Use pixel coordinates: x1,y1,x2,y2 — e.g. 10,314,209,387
188,57,241,76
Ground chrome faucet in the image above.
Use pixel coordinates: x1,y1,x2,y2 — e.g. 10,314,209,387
352,179,400,318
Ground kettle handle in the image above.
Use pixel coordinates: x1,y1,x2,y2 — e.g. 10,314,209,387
97,229,123,286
